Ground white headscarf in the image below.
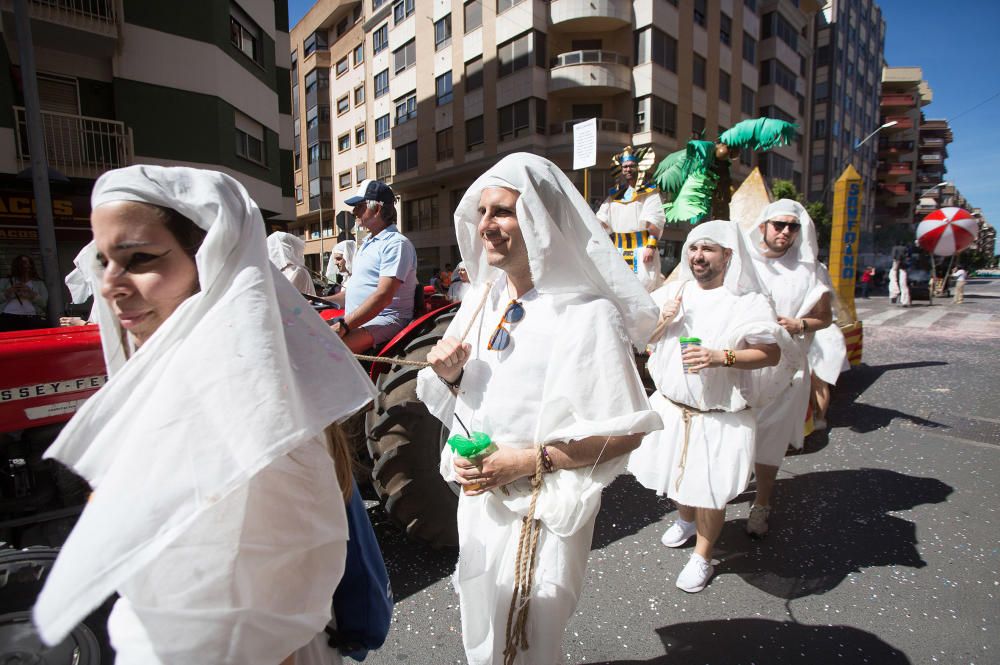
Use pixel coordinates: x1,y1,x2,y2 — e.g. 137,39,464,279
34,165,376,645
266,230,307,271
454,152,657,348
750,199,820,264
326,239,356,282
677,220,765,296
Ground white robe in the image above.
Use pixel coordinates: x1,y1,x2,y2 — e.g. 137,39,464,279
750,250,827,466
448,279,472,302
597,189,666,292
629,282,792,509
416,280,660,665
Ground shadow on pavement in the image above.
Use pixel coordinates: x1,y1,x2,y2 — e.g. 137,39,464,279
368,503,457,602
587,618,911,664
828,360,949,434
715,468,952,600
593,474,674,550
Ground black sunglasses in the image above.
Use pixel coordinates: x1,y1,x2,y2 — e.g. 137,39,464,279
488,300,525,351
768,221,801,233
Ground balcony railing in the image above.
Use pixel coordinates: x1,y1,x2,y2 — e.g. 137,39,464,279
880,93,915,107
550,49,630,68
879,183,910,196
22,0,119,35
15,106,133,179
877,162,913,176
548,118,630,134
883,115,913,130
920,153,944,164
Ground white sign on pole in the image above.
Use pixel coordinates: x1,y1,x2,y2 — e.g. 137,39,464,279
573,118,597,170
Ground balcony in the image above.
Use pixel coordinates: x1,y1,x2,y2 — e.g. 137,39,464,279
548,118,629,135
15,106,132,179
880,93,915,107
879,183,910,197
1,0,120,54
549,0,630,31
883,115,914,130
877,161,913,176
920,153,944,164
547,117,630,154
549,50,631,96
878,140,914,156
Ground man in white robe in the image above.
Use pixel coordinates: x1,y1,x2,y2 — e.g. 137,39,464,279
744,199,833,538
596,146,666,292
267,231,316,295
416,153,662,665
629,221,792,592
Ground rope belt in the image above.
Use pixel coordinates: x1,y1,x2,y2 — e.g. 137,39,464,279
664,396,728,493
612,230,650,274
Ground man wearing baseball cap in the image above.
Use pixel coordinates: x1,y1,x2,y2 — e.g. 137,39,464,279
333,179,417,352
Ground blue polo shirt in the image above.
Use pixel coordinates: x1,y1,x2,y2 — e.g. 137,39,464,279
345,224,417,324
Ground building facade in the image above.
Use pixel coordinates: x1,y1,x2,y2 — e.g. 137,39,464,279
0,0,294,284
289,0,819,279
807,0,884,243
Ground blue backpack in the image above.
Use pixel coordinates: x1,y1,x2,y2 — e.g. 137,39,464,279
326,481,394,661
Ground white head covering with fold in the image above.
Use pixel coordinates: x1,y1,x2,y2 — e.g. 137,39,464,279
454,152,658,348
326,239,356,282
677,220,765,296
34,165,376,646
266,230,307,270
750,198,820,265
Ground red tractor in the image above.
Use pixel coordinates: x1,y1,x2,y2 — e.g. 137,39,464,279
0,290,461,662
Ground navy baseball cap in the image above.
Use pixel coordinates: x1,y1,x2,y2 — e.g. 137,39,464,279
344,179,395,207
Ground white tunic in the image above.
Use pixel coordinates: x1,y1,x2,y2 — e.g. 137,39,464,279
629,282,788,509
417,280,660,665
597,189,666,292
750,250,828,465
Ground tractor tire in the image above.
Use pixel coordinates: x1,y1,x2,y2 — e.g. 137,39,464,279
0,547,115,663
367,313,459,548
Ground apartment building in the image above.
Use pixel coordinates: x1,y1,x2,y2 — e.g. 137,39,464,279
912,117,951,218
289,0,819,277
873,66,931,238
0,0,294,280
807,0,884,240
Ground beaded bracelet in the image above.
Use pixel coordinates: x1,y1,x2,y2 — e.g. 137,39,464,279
723,349,736,367
540,445,554,473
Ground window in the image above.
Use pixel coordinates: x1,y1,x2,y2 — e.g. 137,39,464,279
720,13,732,46
762,11,798,50
308,142,331,163
353,43,364,67
336,57,349,77
376,158,391,181
395,141,418,172
405,195,440,231
743,32,756,63
464,0,481,32
760,59,797,95
303,30,327,58
811,153,826,174
635,27,678,72
356,163,367,181
372,23,388,55
498,99,530,141
336,94,350,115
230,6,263,63
235,111,265,164
395,93,416,125
761,152,794,180
741,85,755,115
393,0,414,24
337,133,350,152
393,39,416,74
466,115,484,149
634,96,677,137
437,127,453,161
693,54,706,89
497,0,524,13
719,70,731,103
339,170,352,190
304,69,329,95
744,0,756,13
374,69,389,98
295,184,303,203
355,124,366,145
375,114,390,141
692,113,705,137
815,80,829,101
693,0,707,27
435,15,452,50
436,72,453,106
465,56,483,91
498,31,544,77
354,84,365,106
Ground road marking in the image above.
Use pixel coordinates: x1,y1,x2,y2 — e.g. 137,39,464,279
863,308,907,326
964,313,994,322
904,309,950,328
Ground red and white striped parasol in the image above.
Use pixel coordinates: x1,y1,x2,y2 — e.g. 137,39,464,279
916,207,979,257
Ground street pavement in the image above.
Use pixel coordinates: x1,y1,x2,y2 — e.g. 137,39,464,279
362,277,1000,665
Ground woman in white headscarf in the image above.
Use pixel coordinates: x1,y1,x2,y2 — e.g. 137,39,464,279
33,165,376,665
416,153,661,665
267,230,316,295
325,239,356,286
446,261,471,302
628,221,796,591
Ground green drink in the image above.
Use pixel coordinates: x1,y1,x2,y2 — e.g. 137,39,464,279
447,431,498,494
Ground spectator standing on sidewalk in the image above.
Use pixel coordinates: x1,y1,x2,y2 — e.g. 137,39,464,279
952,266,967,304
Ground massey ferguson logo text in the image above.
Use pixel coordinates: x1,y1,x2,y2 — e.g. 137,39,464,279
0,375,108,402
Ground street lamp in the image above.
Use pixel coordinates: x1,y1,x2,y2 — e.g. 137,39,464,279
855,120,898,149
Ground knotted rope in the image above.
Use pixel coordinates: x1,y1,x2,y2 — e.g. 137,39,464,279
502,444,546,665
351,281,493,367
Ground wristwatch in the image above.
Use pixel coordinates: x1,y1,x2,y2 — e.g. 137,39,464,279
335,317,351,337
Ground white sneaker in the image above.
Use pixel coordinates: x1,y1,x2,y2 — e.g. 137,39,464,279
746,504,771,539
676,553,714,593
661,518,697,547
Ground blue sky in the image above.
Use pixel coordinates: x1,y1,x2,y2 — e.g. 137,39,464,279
288,1,999,243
